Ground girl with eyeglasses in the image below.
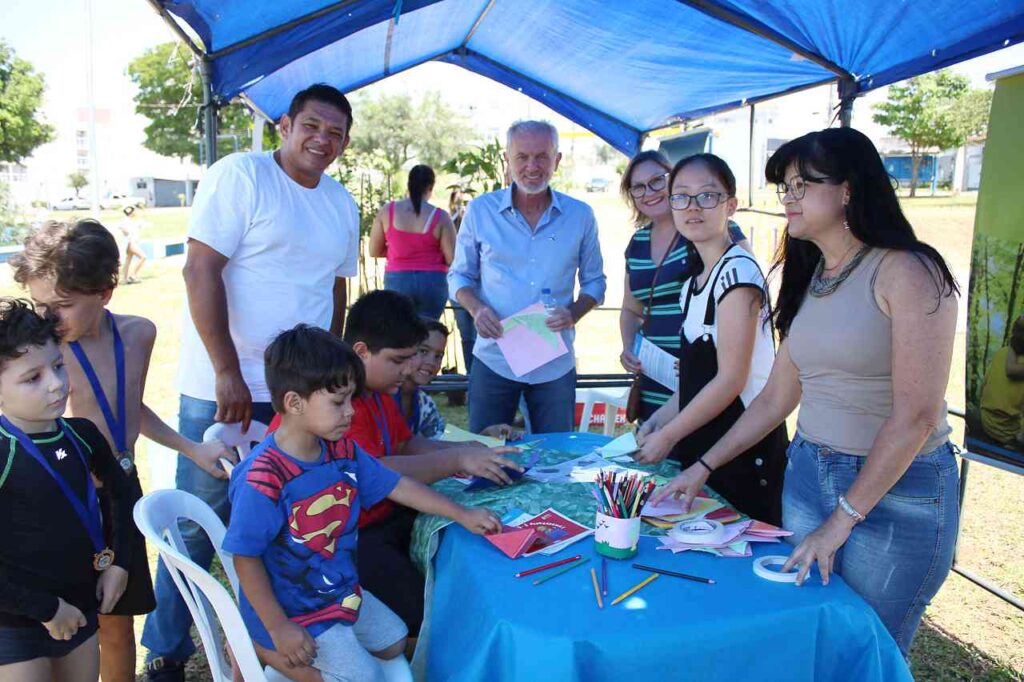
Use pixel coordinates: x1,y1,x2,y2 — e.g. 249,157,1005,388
655,128,959,656
636,153,787,525
618,151,750,422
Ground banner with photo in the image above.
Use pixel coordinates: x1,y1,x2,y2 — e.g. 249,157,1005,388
965,67,1024,470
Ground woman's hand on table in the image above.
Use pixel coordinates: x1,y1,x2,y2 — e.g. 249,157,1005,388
634,426,673,464
457,506,502,535
782,511,856,587
651,463,710,511
456,448,523,485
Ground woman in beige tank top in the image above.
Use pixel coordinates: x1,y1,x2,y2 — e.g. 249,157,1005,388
653,128,959,657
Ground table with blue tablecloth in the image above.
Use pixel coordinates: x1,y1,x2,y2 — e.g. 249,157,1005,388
409,432,911,681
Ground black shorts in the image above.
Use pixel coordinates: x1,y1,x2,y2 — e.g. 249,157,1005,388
98,470,155,616
0,610,98,665
357,506,424,636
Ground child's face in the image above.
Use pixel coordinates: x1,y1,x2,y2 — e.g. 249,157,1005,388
0,340,69,427
298,385,356,442
411,331,446,387
357,344,420,394
26,277,111,342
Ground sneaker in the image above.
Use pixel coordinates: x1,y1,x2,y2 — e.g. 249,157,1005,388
144,657,186,682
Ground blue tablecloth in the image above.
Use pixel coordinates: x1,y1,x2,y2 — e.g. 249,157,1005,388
420,433,912,682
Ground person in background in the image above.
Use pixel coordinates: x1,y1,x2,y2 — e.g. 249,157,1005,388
396,318,522,441
656,128,960,657
116,206,147,284
618,150,750,422
979,315,1024,449
635,154,786,524
370,165,457,320
448,188,476,372
449,120,607,434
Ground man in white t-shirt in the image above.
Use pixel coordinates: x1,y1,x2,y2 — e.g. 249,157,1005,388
142,83,360,680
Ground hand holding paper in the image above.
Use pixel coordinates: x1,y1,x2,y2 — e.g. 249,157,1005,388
496,303,569,376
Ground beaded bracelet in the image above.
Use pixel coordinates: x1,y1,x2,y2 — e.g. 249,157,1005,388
838,495,866,524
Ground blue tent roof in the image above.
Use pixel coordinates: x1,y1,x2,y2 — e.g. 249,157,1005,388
152,0,1024,154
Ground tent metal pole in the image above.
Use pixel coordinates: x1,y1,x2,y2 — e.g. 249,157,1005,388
838,77,856,127
201,59,218,168
144,0,205,58
747,103,755,207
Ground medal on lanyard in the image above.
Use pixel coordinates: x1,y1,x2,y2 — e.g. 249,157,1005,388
0,416,115,570
371,393,392,457
69,312,133,475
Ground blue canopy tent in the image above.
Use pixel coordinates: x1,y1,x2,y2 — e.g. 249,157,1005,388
147,0,1024,160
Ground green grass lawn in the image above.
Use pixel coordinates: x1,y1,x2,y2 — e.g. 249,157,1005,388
1,192,1021,681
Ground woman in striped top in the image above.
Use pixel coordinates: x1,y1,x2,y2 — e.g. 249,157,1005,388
619,151,749,421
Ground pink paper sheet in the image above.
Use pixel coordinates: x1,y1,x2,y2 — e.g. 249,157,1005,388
495,303,568,376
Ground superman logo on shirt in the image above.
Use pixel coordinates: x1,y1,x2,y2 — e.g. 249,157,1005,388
288,481,355,558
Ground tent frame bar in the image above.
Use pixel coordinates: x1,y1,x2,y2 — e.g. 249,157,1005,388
144,0,205,59
461,0,496,47
675,0,852,79
207,0,368,60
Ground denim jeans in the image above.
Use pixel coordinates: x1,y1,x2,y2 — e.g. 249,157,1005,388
383,271,449,320
141,395,275,663
451,302,476,372
468,361,575,434
782,433,960,657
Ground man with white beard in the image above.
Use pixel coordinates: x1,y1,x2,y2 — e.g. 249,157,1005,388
448,120,607,434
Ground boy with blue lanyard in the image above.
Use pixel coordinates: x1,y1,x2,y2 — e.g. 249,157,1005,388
9,220,234,682
0,298,133,682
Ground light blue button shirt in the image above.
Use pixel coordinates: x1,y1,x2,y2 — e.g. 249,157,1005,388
448,185,607,384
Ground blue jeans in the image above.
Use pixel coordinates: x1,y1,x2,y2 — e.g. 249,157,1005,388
782,433,959,657
451,302,476,372
468,361,575,434
141,395,275,663
383,271,449,320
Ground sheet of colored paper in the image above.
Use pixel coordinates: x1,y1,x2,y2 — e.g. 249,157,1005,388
495,303,569,376
441,424,505,448
595,432,638,460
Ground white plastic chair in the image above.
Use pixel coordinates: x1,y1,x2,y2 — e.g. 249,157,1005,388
575,386,630,436
203,420,270,459
134,489,414,682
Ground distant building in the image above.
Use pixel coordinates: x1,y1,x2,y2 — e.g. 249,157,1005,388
130,177,198,208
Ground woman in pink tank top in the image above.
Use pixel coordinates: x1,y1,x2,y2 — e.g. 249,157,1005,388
370,165,456,319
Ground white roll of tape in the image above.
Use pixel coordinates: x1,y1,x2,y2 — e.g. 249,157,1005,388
668,519,726,544
753,555,799,583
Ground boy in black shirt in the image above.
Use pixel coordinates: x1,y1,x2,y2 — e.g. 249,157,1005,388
0,298,133,681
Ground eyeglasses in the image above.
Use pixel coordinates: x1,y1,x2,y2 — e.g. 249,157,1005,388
776,175,830,201
669,191,728,210
628,172,669,198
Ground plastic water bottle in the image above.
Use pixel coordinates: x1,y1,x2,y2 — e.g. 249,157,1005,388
540,288,557,315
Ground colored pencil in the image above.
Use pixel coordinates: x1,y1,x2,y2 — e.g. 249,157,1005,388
632,563,716,584
590,567,604,609
601,557,608,596
532,557,590,586
514,554,582,578
610,573,659,605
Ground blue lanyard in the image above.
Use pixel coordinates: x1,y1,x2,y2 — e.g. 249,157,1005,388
393,389,420,433
68,312,127,455
0,417,106,556
371,393,392,458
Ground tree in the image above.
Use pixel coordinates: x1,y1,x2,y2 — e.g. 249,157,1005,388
127,42,272,164
349,91,475,181
873,70,991,196
0,40,55,163
67,171,88,197
441,139,507,196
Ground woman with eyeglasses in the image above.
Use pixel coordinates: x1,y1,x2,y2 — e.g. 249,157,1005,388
636,153,787,525
654,128,959,656
618,151,749,422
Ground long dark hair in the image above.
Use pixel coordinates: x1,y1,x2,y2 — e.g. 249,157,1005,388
619,150,672,227
408,165,435,215
765,127,958,339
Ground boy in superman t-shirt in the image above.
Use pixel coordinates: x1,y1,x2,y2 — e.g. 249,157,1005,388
223,324,499,682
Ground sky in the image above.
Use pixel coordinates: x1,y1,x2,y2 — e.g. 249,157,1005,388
2,0,1023,190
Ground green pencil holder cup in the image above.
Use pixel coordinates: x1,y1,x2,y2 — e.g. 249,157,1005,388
594,511,640,560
